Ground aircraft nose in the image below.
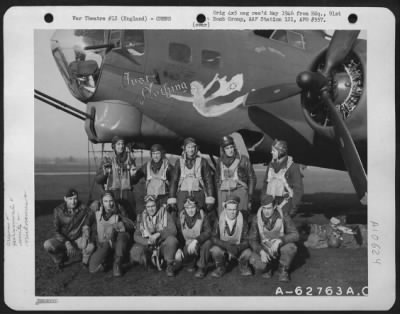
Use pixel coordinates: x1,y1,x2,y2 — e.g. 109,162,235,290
51,30,106,101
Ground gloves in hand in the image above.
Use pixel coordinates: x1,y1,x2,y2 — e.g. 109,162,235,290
175,248,184,262
187,240,198,255
65,241,78,257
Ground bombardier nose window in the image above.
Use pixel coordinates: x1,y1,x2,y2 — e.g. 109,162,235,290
51,30,106,101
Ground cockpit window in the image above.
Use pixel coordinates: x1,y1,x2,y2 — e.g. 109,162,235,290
110,30,122,48
255,30,306,50
271,30,305,49
253,30,274,39
201,50,221,68
124,30,145,56
169,43,191,63
287,31,306,49
271,30,288,43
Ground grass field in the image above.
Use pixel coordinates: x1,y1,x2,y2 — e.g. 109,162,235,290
34,162,367,296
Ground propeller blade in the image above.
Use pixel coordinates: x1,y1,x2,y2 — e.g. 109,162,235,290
323,30,360,76
245,83,301,106
321,90,367,204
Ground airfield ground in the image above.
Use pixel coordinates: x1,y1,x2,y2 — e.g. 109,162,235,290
35,163,367,296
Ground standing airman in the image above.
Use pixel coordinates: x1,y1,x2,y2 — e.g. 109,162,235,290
132,144,174,206
168,137,215,214
261,139,304,217
215,135,256,217
95,136,137,220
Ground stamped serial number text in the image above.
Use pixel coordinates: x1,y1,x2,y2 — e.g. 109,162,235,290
275,286,368,296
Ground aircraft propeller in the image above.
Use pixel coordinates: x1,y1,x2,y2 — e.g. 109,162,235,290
247,30,367,205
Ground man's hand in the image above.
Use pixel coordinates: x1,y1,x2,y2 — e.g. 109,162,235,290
175,248,184,262
260,249,272,264
82,242,94,255
187,240,198,255
226,244,239,259
247,201,252,212
270,239,282,255
82,226,90,239
148,233,160,245
103,164,112,175
114,221,126,232
104,226,117,242
65,241,78,257
129,166,137,177
282,192,291,199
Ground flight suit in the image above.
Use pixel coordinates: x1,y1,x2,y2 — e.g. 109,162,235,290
95,151,137,220
176,209,212,274
88,201,133,276
43,202,95,266
132,158,174,206
168,155,215,213
261,156,303,216
215,153,256,216
245,205,299,280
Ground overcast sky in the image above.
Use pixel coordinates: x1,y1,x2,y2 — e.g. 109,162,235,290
34,30,96,158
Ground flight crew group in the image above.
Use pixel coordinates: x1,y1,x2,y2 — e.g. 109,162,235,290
44,135,304,283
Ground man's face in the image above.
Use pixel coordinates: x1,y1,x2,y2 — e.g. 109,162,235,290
64,195,78,210
225,203,238,220
261,204,275,218
223,144,235,157
185,143,196,158
151,151,162,163
102,195,115,212
184,202,197,217
271,147,279,160
115,140,125,154
145,201,158,216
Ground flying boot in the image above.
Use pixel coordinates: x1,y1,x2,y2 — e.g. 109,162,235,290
113,256,122,277
278,263,290,282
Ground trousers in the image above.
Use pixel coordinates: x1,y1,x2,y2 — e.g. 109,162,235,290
43,237,95,264
209,245,250,264
240,243,298,269
130,235,179,265
88,232,131,272
182,239,212,269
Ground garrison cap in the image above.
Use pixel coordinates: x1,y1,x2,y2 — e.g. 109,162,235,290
65,188,78,198
260,194,275,206
225,194,240,205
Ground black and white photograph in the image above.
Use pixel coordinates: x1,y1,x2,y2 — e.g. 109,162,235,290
4,6,396,311
34,27,369,296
